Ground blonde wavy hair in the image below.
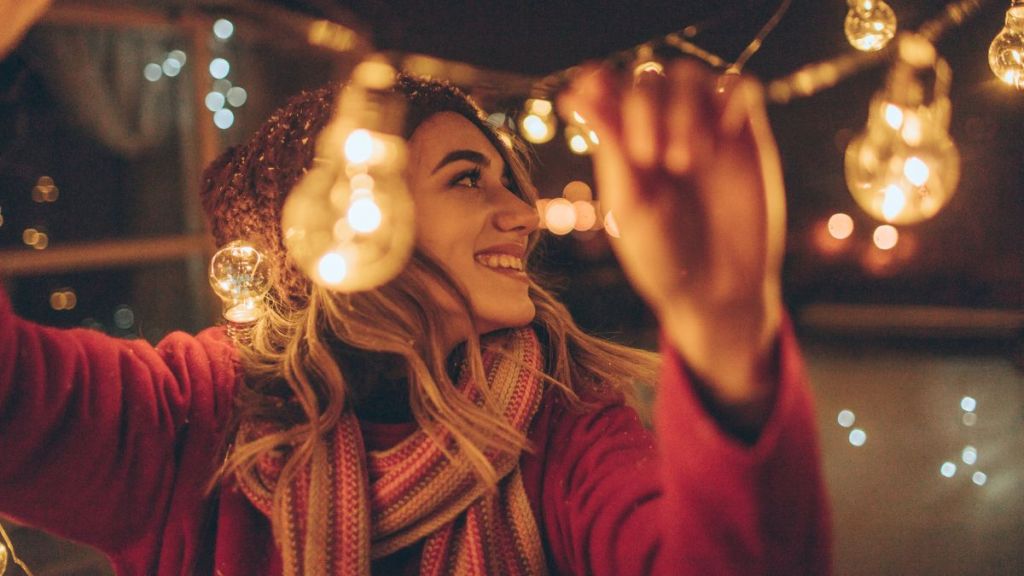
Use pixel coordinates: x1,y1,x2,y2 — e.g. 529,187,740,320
203,75,659,532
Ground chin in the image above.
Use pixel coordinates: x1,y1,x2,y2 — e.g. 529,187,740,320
477,302,536,334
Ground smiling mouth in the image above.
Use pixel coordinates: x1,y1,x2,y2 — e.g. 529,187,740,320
475,253,527,277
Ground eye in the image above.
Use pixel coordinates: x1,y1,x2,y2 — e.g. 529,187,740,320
451,168,482,188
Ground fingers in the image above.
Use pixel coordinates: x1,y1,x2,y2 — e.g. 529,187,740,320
560,59,736,179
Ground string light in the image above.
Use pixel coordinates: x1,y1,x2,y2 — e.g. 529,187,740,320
208,240,271,324
845,34,960,224
988,1,1024,89
0,520,33,575
282,56,415,291
519,98,556,144
845,0,898,52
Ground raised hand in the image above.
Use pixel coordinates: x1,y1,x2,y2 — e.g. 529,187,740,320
558,61,787,421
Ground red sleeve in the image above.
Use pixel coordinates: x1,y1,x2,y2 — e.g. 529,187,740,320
0,288,239,555
529,317,831,575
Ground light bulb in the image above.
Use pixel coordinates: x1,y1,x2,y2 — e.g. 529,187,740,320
845,0,897,52
562,110,599,155
989,2,1024,89
844,35,960,224
519,98,556,144
209,240,271,323
281,56,415,292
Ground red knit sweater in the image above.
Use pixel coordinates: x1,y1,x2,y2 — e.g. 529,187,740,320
0,288,830,575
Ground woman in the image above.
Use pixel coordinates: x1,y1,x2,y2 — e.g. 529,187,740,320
0,63,830,575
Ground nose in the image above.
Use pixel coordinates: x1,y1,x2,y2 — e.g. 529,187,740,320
493,190,539,235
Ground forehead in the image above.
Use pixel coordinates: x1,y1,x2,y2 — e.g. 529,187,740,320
407,112,504,173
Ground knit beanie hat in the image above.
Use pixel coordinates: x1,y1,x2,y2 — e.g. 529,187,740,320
199,75,497,308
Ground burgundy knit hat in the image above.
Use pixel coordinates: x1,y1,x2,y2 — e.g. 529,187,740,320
200,75,497,308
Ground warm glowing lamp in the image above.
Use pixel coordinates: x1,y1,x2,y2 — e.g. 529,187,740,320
844,34,960,224
209,240,271,323
989,1,1024,89
845,0,897,52
281,56,415,292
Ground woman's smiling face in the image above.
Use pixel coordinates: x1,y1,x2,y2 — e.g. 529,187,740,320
405,112,539,337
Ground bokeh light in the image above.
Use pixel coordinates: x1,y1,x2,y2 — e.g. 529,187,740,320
213,18,235,40
960,396,977,412
347,197,383,233
144,63,163,82
604,211,621,238
827,213,855,240
113,305,135,329
873,224,899,250
205,91,226,112
940,462,957,478
545,198,576,235
562,180,593,202
318,252,349,285
214,109,235,129
573,201,597,231
49,289,77,311
226,86,248,107
849,428,867,447
837,409,856,427
209,58,231,79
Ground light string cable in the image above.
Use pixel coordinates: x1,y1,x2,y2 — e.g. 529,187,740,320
0,520,35,576
767,0,993,103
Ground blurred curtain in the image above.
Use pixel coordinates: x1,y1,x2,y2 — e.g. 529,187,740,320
26,27,174,158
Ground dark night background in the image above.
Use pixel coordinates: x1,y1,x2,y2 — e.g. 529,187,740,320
0,1,1021,574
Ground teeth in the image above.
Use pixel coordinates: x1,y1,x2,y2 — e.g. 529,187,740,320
475,253,524,271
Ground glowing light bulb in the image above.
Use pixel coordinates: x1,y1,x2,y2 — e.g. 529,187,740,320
519,99,556,144
989,2,1024,89
844,35,959,224
281,56,415,292
845,0,897,52
208,240,271,323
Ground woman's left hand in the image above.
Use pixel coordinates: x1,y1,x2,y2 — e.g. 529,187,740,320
558,60,786,415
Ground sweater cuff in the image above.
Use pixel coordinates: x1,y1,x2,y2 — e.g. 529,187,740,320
655,313,805,465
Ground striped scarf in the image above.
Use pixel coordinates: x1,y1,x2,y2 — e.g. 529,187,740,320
237,328,548,576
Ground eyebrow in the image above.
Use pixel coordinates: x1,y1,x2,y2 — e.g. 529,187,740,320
431,149,491,174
